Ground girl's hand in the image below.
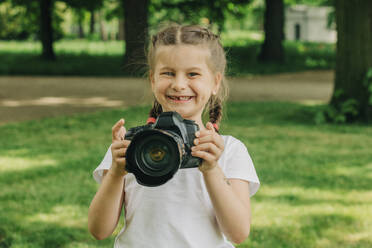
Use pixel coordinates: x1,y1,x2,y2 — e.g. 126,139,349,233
110,118,130,177
191,122,224,173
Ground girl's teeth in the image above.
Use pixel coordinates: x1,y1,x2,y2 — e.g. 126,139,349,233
170,96,192,100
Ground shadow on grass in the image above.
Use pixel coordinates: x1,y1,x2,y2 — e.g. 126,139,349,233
0,220,114,248
238,213,369,248
254,193,372,207
0,108,151,247
226,101,371,130
0,103,371,247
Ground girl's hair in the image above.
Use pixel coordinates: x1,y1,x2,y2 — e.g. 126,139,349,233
147,24,229,129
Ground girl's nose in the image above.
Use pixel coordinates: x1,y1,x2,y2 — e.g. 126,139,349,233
171,74,187,91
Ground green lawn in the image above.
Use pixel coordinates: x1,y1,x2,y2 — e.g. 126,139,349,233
0,102,371,247
0,38,335,76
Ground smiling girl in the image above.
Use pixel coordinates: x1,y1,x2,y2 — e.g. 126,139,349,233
88,24,260,248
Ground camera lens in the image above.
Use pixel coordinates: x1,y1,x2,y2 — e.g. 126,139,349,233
134,132,181,177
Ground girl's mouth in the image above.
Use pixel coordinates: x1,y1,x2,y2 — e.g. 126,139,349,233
167,95,194,102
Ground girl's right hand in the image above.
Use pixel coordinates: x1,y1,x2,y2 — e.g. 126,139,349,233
110,118,130,177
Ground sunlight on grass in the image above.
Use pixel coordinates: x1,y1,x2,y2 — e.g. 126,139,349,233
0,156,57,172
1,102,371,247
55,40,124,55
333,163,372,179
251,185,372,247
1,97,124,108
26,205,86,228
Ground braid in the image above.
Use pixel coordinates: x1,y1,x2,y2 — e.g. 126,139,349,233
149,99,163,119
208,98,223,131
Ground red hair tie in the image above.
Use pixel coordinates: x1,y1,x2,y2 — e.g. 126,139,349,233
212,123,219,132
147,117,156,124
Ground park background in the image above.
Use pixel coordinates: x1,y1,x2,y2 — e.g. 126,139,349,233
0,0,371,247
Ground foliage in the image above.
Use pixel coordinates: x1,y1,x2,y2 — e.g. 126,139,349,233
1,102,372,247
149,0,252,32
63,0,104,11
284,0,333,6
315,88,361,124
0,38,335,76
0,0,38,40
363,68,372,105
0,0,65,41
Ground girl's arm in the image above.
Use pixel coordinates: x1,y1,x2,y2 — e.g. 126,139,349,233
88,119,129,240
88,169,126,240
192,122,251,244
202,167,251,244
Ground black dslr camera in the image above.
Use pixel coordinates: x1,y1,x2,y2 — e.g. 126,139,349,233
124,111,202,187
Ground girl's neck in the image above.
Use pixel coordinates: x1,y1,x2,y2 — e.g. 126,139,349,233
187,116,206,131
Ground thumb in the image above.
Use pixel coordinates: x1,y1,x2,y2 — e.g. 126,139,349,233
206,122,215,132
112,118,125,142
118,125,126,141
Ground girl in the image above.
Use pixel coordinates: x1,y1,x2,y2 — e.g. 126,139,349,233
88,24,260,247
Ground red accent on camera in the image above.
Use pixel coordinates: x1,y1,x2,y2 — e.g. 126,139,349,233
147,117,156,124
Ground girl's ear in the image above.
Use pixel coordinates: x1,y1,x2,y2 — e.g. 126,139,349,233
214,72,222,94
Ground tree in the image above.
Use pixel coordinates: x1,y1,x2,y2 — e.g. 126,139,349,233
258,0,284,63
40,0,55,60
122,0,149,74
150,0,251,32
10,0,66,59
64,0,104,38
329,0,372,122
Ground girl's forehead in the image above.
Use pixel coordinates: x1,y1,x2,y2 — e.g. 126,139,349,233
154,45,211,70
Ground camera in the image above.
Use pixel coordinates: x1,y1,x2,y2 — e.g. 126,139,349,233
124,111,202,187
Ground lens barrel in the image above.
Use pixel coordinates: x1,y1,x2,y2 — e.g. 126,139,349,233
125,129,184,187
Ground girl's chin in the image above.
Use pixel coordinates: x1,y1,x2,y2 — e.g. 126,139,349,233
162,108,199,120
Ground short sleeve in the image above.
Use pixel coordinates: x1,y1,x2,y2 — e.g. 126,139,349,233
93,145,112,184
222,136,260,197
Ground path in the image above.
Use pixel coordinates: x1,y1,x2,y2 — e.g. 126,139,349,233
0,70,333,124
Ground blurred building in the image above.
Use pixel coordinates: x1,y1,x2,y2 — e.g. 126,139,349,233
285,5,336,43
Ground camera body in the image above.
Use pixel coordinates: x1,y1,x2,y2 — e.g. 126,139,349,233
124,111,202,187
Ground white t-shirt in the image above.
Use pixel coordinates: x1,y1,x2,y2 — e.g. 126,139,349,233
93,135,260,248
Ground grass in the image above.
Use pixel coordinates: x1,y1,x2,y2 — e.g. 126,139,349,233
1,102,371,247
0,37,335,76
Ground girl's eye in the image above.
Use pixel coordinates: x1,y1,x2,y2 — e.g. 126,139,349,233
161,72,174,76
188,72,200,77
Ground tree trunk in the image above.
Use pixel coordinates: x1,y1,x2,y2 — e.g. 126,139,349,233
118,18,125,41
330,0,372,122
258,0,284,63
122,0,148,74
40,0,55,60
90,10,95,35
78,11,85,38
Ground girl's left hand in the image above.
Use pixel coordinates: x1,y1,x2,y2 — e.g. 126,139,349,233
191,122,224,173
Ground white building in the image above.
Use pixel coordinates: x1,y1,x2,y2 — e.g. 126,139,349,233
285,5,336,43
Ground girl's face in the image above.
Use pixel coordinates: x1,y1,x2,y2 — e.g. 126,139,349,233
150,45,221,127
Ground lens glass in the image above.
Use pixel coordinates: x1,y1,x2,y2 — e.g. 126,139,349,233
143,140,170,168
134,131,181,177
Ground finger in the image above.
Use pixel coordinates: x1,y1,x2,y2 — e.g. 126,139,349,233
113,148,127,157
112,119,125,141
111,140,131,149
191,150,215,162
118,126,127,140
196,133,224,148
194,133,217,145
192,142,220,156
196,130,212,138
115,157,126,167
195,122,215,138
206,122,216,132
